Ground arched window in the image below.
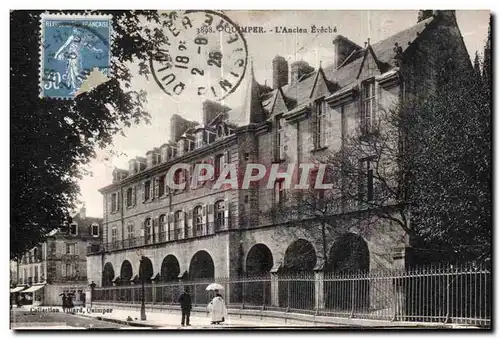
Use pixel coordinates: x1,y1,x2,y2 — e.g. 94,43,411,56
144,218,152,244
214,200,225,231
174,211,183,240
193,206,203,236
159,214,167,242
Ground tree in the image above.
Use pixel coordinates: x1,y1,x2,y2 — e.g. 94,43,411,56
482,15,492,87
473,51,482,79
10,10,179,259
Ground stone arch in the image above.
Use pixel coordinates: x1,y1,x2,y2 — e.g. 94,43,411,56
139,256,154,282
325,232,370,311
245,244,274,306
327,232,370,273
245,244,274,275
120,260,133,283
102,262,115,287
283,238,317,272
189,250,215,280
280,239,316,309
160,255,180,282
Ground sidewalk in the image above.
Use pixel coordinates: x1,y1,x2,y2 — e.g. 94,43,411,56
19,306,320,329
79,307,315,329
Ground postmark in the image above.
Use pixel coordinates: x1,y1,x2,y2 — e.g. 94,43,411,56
39,13,112,99
150,10,248,102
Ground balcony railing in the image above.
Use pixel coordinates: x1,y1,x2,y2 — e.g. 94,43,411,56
88,218,230,254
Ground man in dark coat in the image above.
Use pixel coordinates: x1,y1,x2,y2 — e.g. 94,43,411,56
178,287,192,326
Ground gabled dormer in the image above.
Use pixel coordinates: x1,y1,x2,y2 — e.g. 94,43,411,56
193,124,216,149
112,168,128,183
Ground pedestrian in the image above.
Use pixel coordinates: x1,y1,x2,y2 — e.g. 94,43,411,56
61,292,67,312
178,287,192,327
67,293,74,312
207,290,227,325
81,292,86,307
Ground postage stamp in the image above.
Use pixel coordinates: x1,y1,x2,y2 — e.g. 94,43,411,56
39,14,112,99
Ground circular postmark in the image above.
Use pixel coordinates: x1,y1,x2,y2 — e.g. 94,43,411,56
149,10,248,102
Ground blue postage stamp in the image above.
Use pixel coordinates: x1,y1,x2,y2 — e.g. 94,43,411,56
40,14,112,99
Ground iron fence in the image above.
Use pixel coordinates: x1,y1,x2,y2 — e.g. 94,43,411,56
92,264,490,326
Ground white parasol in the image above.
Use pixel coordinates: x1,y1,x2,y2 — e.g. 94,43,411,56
205,283,224,291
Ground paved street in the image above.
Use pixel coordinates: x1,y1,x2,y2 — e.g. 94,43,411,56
10,307,142,329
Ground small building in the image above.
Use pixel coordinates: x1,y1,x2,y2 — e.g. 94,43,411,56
11,207,102,306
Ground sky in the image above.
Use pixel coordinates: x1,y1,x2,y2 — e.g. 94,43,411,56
78,10,490,218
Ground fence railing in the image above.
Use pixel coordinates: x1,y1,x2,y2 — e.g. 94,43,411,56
88,219,230,254
92,265,491,326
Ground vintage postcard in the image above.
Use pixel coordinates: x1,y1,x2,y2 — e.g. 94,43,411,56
10,9,491,330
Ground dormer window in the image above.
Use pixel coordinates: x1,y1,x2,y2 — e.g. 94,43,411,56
217,125,226,138
178,139,185,156
196,131,204,149
154,153,161,166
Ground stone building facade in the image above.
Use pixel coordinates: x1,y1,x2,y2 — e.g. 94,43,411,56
87,10,472,309
12,207,102,306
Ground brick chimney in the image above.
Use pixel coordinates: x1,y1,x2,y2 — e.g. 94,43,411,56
290,61,314,83
272,55,288,88
332,35,362,69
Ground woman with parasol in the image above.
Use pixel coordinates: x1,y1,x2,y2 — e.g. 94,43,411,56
206,283,227,325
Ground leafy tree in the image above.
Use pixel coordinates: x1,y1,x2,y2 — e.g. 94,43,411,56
10,10,179,259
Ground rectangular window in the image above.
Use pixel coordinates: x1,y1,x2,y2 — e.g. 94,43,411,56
69,223,77,235
144,180,151,201
315,100,327,148
361,80,375,134
277,116,286,161
274,180,285,204
111,193,118,212
358,158,375,203
66,263,75,276
214,154,223,180
175,211,183,240
127,223,134,239
66,243,76,255
126,187,133,207
111,226,118,244
158,175,166,197
91,224,99,237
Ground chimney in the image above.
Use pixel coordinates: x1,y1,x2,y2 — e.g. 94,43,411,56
272,55,288,88
290,60,314,83
332,35,362,69
146,150,153,168
417,10,434,22
79,206,86,220
202,101,231,125
128,158,137,174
